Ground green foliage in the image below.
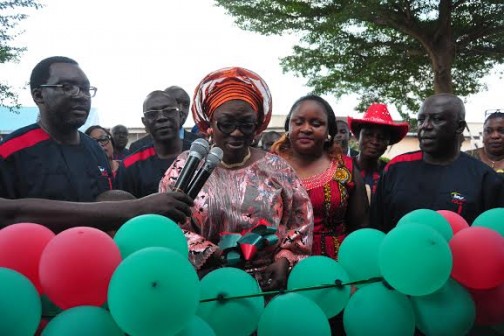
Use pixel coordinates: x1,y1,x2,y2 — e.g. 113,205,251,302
216,0,504,120
0,0,42,112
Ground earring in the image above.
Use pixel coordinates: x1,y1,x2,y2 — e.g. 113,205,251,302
326,134,332,141
206,127,213,145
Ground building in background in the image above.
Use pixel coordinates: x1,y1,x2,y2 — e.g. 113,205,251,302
1,106,100,138
1,108,485,159
128,116,484,158
367,121,484,159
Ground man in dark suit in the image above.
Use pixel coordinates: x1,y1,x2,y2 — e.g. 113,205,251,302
129,86,200,152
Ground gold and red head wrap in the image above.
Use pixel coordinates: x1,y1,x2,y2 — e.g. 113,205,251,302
192,67,272,135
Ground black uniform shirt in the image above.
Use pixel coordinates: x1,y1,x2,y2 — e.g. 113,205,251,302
371,151,504,232
115,140,191,198
0,124,112,201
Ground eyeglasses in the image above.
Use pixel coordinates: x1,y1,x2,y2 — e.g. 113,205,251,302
143,107,180,120
94,136,111,145
216,120,257,135
39,84,97,98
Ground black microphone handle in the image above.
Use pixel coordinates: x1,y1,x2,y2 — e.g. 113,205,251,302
186,161,205,192
187,168,212,199
173,156,201,193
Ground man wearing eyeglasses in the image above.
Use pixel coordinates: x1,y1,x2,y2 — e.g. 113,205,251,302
0,56,194,231
115,90,191,198
0,56,113,202
129,86,201,152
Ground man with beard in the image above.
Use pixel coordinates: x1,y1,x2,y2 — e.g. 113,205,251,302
115,90,191,197
371,93,504,232
0,57,194,231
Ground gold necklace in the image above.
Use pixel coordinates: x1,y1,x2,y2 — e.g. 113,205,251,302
489,158,504,169
483,150,504,169
221,148,252,169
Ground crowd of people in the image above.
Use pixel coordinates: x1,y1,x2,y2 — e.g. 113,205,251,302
1,56,504,313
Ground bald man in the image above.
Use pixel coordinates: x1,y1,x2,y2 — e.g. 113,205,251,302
115,91,191,197
129,86,200,152
371,93,504,232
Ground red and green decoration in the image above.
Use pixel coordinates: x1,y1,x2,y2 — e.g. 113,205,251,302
218,222,279,266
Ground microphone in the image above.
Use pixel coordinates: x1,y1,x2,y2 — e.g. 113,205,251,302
186,147,223,199
173,138,210,193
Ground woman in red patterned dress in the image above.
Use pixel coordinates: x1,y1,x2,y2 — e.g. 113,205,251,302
272,95,369,260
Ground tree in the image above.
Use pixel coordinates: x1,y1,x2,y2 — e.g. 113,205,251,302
1,0,42,112
215,0,504,119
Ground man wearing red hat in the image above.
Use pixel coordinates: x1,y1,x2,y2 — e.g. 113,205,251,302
371,93,504,232
348,103,409,201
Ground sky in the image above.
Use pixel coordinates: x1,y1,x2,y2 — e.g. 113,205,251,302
1,0,502,128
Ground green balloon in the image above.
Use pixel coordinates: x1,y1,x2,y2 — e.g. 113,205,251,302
198,267,264,336
258,293,330,336
108,247,200,336
175,315,216,336
473,208,504,237
379,223,452,296
42,306,124,336
288,256,350,318
338,228,385,283
397,209,453,241
114,214,188,258
411,279,475,336
0,268,41,336
343,282,415,336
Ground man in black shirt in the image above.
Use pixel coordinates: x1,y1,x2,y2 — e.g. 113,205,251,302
129,86,200,152
0,57,193,231
115,91,190,197
371,93,504,232
111,124,131,160
0,56,112,202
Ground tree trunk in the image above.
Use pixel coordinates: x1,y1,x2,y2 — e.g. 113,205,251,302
431,43,455,94
430,0,456,94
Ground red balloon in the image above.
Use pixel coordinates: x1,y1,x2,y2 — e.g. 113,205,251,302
0,223,55,293
469,283,504,325
39,227,122,309
450,227,504,289
437,210,469,235
35,318,49,336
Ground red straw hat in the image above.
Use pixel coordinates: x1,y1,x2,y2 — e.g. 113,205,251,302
348,103,409,145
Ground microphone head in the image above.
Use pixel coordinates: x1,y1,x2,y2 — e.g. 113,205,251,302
189,138,210,159
206,147,223,168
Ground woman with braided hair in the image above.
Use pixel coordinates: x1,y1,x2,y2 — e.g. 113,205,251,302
271,94,368,260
